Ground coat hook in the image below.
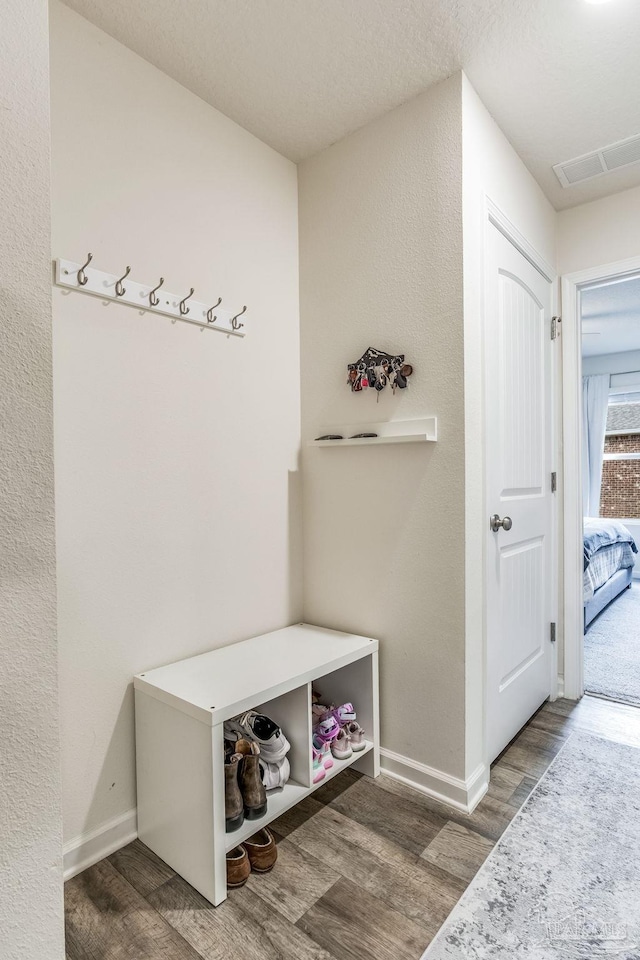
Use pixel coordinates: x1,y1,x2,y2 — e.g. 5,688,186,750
115,265,131,297
231,305,247,331
206,297,222,323
179,287,195,316
77,253,93,286
149,277,164,307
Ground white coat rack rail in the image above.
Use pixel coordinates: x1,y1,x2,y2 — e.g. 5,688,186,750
54,255,247,337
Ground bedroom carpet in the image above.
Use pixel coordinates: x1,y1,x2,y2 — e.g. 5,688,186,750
423,730,640,959
584,581,640,707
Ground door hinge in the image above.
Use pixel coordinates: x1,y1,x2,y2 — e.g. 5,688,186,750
551,316,561,340
550,622,557,643
551,471,557,493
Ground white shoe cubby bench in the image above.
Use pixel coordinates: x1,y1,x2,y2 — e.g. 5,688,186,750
134,623,380,906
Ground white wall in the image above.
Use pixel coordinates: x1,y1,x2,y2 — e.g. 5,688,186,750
558,184,640,275
0,1,64,956
299,75,468,784
461,76,557,775
583,350,640,377
299,73,558,797
50,1,301,849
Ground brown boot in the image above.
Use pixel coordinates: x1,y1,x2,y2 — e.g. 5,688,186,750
226,845,251,888
225,753,244,833
236,739,267,819
244,828,277,873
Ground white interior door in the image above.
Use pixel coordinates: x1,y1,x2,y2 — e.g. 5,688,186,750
486,223,554,763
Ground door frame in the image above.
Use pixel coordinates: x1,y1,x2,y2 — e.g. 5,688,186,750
483,200,560,743
561,254,640,699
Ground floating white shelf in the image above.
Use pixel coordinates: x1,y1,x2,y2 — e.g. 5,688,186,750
308,416,437,447
134,623,380,906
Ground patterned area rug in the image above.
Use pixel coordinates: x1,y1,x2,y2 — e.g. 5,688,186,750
585,582,640,707
423,732,640,959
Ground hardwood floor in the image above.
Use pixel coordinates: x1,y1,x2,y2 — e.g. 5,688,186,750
65,696,640,960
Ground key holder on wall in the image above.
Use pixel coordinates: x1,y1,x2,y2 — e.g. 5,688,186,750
54,254,248,338
347,347,413,398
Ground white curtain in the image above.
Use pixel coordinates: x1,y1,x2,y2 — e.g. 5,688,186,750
582,374,610,517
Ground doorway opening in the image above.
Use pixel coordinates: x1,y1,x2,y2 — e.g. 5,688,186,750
563,259,640,704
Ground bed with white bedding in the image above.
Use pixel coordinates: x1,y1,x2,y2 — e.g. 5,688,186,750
584,518,638,629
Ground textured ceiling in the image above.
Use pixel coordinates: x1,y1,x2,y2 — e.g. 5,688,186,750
581,275,640,357
61,0,640,209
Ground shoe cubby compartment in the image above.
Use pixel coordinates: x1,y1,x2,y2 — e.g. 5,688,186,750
313,655,378,780
134,623,379,906
255,685,313,790
226,684,313,849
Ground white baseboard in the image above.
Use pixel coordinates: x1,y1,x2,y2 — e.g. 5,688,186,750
63,751,488,879
62,754,487,879
380,748,488,813
63,808,138,881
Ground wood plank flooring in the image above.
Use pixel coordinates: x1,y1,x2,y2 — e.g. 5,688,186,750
65,696,639,960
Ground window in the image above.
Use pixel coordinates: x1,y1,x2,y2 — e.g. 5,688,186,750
599,395,640,519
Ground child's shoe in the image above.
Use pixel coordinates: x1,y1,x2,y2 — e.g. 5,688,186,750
344,720,366,752
331,727,353,760
326,702,357,726
313,716,340,743
312,733,334,770
312,702,329,724
312,746,326,783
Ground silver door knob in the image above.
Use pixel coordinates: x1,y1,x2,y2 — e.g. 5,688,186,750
490,514,512,533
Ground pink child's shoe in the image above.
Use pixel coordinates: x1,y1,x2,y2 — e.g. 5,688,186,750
312,746,326,783
344,720,366,752
331,727,353,760
326,703,357,726
312,733,334,770
313,716,340,743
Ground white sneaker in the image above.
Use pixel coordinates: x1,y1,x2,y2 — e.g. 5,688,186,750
260,756,290,790
225,711,291,763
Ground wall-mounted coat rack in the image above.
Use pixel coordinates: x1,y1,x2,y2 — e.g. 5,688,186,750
54,255,248,338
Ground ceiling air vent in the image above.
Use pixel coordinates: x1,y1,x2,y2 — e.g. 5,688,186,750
602,136,640,171
553,133,640,187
